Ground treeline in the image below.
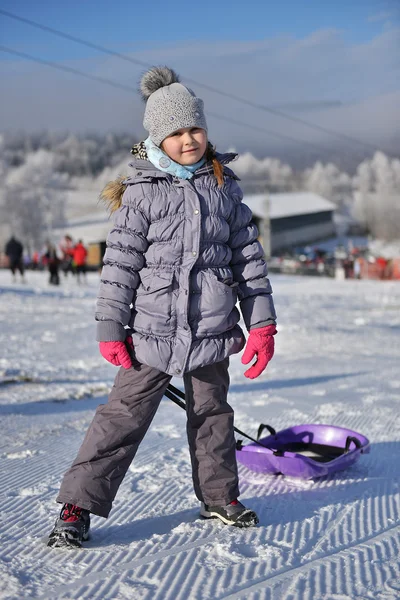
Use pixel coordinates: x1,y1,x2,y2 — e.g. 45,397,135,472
2,131,137,177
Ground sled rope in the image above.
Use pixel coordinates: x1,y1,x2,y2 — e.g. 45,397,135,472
165,383,267,449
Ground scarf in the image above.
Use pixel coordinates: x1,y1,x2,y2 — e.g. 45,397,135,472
144,137,206,180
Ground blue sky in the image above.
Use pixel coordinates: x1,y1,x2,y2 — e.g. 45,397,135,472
0,0,396,57
0,0,399,158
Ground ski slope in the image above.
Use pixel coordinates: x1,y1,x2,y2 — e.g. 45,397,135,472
0,270,399,599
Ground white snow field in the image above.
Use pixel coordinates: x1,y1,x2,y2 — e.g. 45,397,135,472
0,270,399,600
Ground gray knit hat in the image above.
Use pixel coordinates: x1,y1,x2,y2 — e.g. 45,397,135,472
140,66,208,146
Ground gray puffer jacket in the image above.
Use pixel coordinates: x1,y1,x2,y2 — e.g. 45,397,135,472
96,152,276,376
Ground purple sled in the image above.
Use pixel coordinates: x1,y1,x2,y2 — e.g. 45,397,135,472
236,423,370,479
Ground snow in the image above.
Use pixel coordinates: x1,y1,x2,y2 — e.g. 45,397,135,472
243,192,336,220
0,270,399,599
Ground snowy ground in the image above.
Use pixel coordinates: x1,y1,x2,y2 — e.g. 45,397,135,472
0,269,399,600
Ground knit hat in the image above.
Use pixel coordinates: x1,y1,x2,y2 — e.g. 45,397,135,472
140,66,208,146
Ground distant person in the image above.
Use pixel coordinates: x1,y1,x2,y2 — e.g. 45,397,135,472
383,258,393,280
43,242,61,286
4,235,26,283
48,66,277,548
59,234,75,277
31,250,40,271
353,256,362,280
73,240,88,284
376,256,388,280
343,256,354,279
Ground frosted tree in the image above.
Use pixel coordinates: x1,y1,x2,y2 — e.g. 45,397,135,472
94,156,131,191
303,161,352,209
54,133,133,176
4,149,69,251
352,152,400,241
0,134,7,179
0,135,10,246
232,152,294,192
55,134,96,176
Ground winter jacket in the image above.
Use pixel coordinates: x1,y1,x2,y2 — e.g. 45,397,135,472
95,152,276,376
73,243,87,266
5,237,23,261
43,245,60,267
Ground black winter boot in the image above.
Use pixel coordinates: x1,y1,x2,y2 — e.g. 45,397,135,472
200,500,259,527
47,503,91,549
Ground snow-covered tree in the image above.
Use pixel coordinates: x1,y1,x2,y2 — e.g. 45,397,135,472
232,151,294,193
4,149,69,251
352,152,400,242
303,161,352,209
0,134,7,179
1,131,134,178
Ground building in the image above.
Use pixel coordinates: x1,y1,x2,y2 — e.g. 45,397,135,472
243,192,336,255
56,191,336,268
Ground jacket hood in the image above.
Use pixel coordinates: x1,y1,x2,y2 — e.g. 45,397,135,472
99,146,238,214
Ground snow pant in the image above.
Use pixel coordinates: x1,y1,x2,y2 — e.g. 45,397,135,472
48,265,60,285
62,258,74,276
75,265,87,284
56,358,239,518
9,259,24,276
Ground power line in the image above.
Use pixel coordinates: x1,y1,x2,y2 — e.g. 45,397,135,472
206,111,324,153
0,45,327,156
0,45,139,94
185,83,381,154
0,8,150,70
0,8,385,154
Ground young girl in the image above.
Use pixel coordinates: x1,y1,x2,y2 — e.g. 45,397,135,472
48,67,277,548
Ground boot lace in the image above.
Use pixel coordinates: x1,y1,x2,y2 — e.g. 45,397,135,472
60,503,84,522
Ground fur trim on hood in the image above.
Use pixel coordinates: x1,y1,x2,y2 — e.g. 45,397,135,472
99,141,147,213
99,176,127,214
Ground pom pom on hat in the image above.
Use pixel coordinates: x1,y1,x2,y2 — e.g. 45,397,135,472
139,66,180,101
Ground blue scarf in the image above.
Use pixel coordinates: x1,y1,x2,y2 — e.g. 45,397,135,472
144,137,206,180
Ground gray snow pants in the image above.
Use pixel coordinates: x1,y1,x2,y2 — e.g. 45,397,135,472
57,358,239,517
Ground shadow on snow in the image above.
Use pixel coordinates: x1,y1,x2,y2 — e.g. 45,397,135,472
0,372,366,416
229,371,366,394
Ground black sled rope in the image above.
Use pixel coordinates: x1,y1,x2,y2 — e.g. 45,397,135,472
165,383,269,449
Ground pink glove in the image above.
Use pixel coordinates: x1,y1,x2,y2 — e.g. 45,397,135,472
99,337,133,369
241,325,277,379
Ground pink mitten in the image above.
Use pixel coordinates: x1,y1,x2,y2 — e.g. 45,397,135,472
99,337,133,369
241,325,277,379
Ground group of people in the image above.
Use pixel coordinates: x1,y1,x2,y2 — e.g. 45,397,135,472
4,234,88,285
43,235,88,285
